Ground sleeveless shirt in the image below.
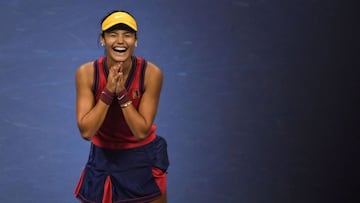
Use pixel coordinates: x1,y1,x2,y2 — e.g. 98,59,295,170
91,56,156,149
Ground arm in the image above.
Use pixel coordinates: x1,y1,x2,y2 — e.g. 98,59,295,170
75,62,121,140
120,62,163,140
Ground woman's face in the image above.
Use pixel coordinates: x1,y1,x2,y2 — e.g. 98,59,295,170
101,29,137,63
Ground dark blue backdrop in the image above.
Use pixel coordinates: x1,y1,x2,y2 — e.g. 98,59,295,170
0,0,357,202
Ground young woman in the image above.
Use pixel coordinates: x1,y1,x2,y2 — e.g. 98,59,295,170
74,10,169,203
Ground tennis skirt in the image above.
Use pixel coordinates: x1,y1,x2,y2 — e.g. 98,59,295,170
74,136,169,203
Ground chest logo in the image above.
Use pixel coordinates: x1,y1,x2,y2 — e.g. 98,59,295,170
132,89,140,99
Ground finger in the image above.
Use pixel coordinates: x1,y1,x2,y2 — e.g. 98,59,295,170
111,64,119,73
110,67,118,78
118,62,124,73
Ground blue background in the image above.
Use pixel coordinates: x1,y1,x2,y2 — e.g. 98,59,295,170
0,0,357,202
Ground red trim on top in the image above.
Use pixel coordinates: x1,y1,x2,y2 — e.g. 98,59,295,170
92,132,156,150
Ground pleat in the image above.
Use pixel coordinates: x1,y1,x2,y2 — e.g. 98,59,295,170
102,176,113,203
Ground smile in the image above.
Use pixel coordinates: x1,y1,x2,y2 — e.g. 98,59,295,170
113,47,127,53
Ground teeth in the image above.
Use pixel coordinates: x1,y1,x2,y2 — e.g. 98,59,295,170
114,47,126,52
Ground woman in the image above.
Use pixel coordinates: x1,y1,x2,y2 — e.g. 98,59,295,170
74,10,169,203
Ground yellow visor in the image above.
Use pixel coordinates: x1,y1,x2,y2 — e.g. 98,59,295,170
101,11,137,32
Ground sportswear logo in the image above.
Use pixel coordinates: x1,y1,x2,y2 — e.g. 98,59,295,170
132,89,140,99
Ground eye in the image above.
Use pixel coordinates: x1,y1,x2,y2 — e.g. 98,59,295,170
124,32,133,38
109,32,117,37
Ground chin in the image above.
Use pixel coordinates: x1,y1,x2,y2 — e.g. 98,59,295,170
110,53,130,62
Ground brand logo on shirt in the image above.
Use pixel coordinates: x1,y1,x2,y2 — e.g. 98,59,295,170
132,89,140,99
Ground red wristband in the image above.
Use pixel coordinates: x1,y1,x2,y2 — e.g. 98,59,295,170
116,89,131,105
100,88,114,105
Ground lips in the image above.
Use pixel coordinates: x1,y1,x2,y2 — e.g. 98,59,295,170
113,47,127,53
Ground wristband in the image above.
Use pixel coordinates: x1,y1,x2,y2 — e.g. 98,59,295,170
117,89,131,105
100,87,115,105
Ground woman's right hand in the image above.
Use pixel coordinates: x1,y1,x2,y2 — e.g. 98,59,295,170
106,62,123,92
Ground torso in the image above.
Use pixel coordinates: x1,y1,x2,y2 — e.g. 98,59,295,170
90,56,156,149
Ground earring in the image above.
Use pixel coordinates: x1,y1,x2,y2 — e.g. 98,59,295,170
135,42,138,47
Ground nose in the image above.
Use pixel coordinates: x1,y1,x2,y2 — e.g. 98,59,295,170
115,35,124,44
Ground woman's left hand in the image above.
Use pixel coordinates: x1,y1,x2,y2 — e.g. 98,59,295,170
115,63,126,93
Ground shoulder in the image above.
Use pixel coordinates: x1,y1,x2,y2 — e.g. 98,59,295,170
76,61,94,75
145,60,163,78
143,60,163,89
75,61,95,86
135,56,161,74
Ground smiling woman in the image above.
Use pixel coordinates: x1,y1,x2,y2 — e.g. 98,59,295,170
73,10,169,203
100,12,138,63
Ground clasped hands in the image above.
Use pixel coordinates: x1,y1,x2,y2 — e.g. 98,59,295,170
106,62,126,94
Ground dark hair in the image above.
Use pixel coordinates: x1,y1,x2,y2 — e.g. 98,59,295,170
100,10,137,39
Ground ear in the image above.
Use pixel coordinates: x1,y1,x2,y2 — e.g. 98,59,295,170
100,36,105,46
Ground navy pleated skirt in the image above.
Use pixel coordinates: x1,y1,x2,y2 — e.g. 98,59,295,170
75,136,169,203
